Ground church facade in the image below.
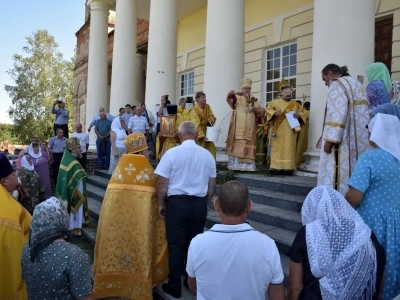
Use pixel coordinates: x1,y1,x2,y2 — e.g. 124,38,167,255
73,0,400,173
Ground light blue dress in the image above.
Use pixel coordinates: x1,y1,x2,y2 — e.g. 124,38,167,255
349,148,400,300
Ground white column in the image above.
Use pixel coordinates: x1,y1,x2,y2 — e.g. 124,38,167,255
144,0,177,112
299,0,375,173
203,0,245,148
86,0,111,149
109,0,137,112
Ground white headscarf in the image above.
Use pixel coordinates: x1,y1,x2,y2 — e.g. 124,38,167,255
369,113,400,161
28,143,42,159
302,186,376,300
111,117,127,138
21,155,35,171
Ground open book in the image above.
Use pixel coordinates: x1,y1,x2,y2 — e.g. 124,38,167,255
286,111,301,132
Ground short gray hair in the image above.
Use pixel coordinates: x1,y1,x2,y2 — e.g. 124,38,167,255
178,121,196,136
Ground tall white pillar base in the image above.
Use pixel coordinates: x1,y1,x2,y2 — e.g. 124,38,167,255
303,0,374,174
86,0,111,149
109,0,137,113
144,0,177,112
203,0,245,148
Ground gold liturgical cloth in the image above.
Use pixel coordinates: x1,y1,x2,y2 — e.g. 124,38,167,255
93,154,169,300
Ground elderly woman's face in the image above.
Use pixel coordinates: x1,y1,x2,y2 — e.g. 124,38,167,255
26,155,33,165
41,142,47,150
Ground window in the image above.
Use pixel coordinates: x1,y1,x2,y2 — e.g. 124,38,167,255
265,43,297,102
180,71,194,97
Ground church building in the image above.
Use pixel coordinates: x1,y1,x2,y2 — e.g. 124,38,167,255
73,0,400,174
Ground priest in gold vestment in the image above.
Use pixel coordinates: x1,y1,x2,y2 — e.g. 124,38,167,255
93,133,169,300
189,91,217,159
295,100,310,168
177,97,190,124
0,153,31,300
266,80,306,172
226,78,264,171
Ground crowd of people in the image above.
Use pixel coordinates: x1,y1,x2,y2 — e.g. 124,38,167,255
0,61,400,300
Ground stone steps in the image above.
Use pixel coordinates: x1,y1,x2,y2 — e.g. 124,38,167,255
82,169,317,300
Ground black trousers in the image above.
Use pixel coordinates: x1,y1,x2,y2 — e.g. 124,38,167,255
78,152,87,170
52,152,64,184
54,124,69,138
165,195,207,290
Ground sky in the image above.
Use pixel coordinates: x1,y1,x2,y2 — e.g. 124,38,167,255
0,0,86,124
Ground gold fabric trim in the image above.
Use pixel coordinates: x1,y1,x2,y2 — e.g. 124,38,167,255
60,159,82,172
325,122,346,129
0,217,21,232
107,184,156,193
353,100,369,106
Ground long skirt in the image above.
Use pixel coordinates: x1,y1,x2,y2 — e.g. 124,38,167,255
109,147,127,174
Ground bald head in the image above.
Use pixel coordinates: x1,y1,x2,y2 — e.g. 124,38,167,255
75,123,83,133
178,121,196,136
218,180,250,217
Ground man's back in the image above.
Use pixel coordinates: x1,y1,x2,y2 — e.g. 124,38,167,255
155,140,216,196
187,223,284,300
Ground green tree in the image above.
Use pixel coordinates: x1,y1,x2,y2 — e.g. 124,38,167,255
0,123,17,145
4,30,74,144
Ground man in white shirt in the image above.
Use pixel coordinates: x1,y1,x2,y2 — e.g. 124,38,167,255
128,106,149,137
72,123,90,170
155,121,217,298
186,180,285,300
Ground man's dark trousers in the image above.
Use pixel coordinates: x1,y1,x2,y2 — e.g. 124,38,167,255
165,195,207,292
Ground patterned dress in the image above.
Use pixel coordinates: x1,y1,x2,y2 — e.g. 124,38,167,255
18,168,42,214
348,148,400,300
21,241,92,300
366,80,391,111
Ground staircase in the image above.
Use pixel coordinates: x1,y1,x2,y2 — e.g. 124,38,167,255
84,167,317,299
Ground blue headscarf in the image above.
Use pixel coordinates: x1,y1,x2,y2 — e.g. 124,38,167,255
371,103,400,120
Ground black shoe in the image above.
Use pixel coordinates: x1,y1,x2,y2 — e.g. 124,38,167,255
162,283,181,298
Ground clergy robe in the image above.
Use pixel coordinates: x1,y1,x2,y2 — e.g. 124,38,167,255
189,104,217,159
266,98,305,171
295,105,310,168
318,76,370,195
0,185,31,300
226,93,263,171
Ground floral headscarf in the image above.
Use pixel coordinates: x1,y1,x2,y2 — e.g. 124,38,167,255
29,197,68,262
391,80,400,107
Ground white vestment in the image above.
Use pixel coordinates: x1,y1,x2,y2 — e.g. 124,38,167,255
317,76,370,195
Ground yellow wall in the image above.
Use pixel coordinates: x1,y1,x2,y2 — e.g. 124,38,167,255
245,0,313,27
177,8,207,53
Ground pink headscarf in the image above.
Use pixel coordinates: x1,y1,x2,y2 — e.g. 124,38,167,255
15,150,25,170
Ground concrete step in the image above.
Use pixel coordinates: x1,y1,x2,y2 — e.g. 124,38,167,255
86,183,105,203
235,173,316,196
205,210,296,255
86,174,109,190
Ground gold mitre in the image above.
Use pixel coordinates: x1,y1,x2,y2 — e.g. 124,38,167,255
241,78,252,88
277,78,291,92
124,133,148,154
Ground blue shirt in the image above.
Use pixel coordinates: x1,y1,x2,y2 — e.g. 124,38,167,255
49,136,67,153
90,113,114,126
366,80,391,111
95,119,112,141
51,106,69,125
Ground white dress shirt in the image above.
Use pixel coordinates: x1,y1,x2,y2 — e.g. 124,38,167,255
128,115,149,134
154,140,216,197
71,132,89,153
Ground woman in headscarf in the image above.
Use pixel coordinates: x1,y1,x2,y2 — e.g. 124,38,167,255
93,133,169,300
366,62,392,110
21,197,94,300
109,116,127,174
346,113,400,299
18,155,44,214
371,103,400,119
391,80,400,107
15,149,25,171
28,142,51,199
288,186,385,300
